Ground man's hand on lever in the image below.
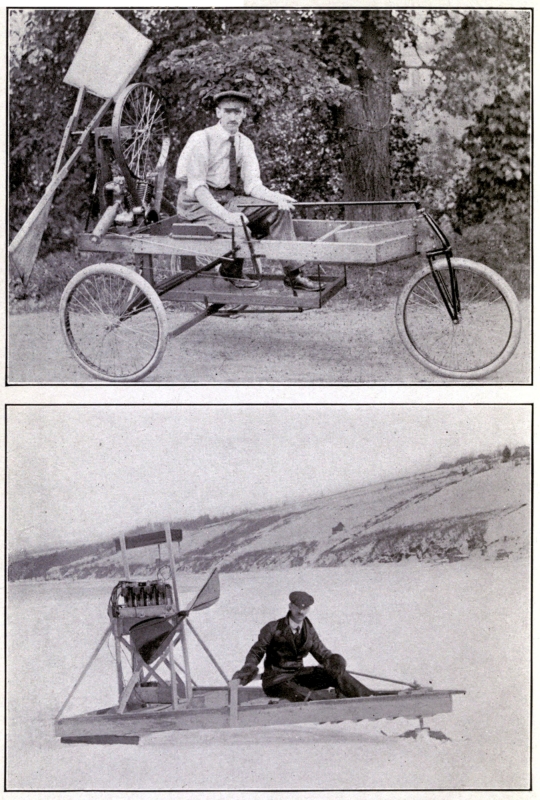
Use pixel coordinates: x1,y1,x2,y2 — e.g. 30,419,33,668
273,192,296,212
223,210,249,227
232,665,258,686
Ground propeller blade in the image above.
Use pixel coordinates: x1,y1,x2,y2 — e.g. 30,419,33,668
130,612,186,664
185,568,220,613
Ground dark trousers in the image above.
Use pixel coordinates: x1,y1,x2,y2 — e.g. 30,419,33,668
263,666,373,703
176,186,300,275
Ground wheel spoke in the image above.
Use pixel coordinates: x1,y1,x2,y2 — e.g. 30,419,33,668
62,265,166,381
399,263,518,376
114,84,169,181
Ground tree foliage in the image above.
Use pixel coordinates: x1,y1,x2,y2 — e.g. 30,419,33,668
430,9,529,118
455,90,530,225
9,10,94,246
9,8,530,254
422,9,530,227
148,12,349,204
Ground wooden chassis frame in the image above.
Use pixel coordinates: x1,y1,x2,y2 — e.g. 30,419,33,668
80,215,424,266
75,212,441,332
56,684,465,743
62,207,473,381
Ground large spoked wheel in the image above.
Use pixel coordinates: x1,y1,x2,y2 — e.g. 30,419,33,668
112,83,170,204
60,263,168,382
396,257,521,379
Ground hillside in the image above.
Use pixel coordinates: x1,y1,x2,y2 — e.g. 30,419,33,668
8,450,530,581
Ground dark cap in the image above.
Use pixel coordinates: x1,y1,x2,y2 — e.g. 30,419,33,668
213,90,251,106
289,591,314,609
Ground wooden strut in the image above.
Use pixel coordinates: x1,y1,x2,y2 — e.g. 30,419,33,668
116,629,190,714
55,624,113,720
53,86,86,179
118,636,190,711
141,628,196,685
185,619,229,684
169,640,178,711
229,679,239,728
119,530,131,579
118,662,144,714
119,634,176,689
115,636,125,700
165,522,192,700
168,304,225,340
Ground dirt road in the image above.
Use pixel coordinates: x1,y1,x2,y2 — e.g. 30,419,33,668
8,301,530,384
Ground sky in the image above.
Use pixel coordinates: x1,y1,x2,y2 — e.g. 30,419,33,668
7,405,530,552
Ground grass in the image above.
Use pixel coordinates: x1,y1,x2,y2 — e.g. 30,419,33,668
9,249,138,314
9,220,530,314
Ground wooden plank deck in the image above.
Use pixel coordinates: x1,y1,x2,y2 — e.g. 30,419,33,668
55,689,462,740
78,225,417,265
163,273,346,309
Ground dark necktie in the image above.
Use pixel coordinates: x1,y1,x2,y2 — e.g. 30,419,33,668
229,136,239,191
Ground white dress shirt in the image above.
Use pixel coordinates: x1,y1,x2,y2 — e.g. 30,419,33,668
176,123,265,199
289,619,303,635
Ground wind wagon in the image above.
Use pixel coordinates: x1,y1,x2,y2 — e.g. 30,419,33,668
56,70,522,383
9,10,522,383
54,526,466,745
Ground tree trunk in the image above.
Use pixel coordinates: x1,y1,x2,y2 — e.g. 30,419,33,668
341,17,393,220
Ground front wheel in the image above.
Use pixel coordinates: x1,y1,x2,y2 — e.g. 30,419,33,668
396,258,521,379
60,263,168,382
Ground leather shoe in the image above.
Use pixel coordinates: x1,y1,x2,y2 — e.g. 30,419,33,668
219,265,259,289
284,273,325,292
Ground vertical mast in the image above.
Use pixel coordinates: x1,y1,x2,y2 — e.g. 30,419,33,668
164,522,192,700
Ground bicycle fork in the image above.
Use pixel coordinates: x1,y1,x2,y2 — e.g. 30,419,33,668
421,211,461,323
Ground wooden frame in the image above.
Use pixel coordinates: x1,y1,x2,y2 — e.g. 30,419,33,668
79,216,420,265
56,683,465,743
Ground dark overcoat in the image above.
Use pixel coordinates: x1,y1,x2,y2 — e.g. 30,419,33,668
243,614,332,689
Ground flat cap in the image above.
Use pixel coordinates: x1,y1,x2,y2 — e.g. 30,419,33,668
214,90,251,105
289,591,314,609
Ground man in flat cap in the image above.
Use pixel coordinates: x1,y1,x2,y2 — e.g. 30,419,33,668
232,591,373,701
175,89,321,291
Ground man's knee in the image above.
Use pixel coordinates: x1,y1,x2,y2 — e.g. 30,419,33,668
325,653,347,678
246,207,279,239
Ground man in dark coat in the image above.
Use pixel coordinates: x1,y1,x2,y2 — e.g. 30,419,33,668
232,591,374,702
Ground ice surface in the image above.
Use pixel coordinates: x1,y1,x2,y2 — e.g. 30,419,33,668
7,559,530,790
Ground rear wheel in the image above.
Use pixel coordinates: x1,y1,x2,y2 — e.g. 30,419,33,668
112,83,169,209
396,257,521,379
60,263,168,382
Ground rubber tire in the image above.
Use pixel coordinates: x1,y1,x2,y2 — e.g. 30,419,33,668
112,83,169,181
395,257,522,379
60,263,168,383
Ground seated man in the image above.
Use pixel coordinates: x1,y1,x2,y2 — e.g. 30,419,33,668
176,89,321,291
232,591,374,702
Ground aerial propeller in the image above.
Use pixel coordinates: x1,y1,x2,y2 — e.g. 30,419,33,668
129,568,220,664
